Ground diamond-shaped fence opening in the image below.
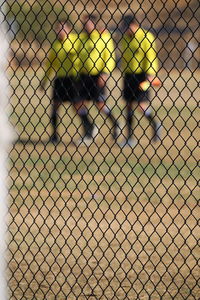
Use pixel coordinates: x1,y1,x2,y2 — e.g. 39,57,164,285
3,0,200,299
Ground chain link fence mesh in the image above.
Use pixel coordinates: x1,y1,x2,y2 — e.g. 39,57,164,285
5,0,199,299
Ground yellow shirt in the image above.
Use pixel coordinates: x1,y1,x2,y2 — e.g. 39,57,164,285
121,28,159,75
78,30,116,75
41,33,79,85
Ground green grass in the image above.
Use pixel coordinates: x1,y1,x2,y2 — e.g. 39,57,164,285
10,142,199,203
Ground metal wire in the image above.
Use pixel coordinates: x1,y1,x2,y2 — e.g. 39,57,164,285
6,0,199,299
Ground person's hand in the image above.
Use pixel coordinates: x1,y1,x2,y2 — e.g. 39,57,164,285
147,75,155,83
140,76,161,91
147,76,161,86
98,73,108,88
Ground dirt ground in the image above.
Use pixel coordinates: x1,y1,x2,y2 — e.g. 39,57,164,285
8,68,199,299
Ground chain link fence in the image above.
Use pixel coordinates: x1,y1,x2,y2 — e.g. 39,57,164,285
5,0,199,299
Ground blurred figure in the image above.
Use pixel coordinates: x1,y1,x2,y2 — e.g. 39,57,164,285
120,14,161,147
40,20,80,143
97,25,115,103
75,14,119,146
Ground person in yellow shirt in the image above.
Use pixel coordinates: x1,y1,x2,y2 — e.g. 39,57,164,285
120,14,161,147
75,14,119,146
40,20,80,143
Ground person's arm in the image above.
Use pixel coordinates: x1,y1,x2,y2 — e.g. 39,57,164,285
40,45,57,90
102,35,116,77
145,32,159,78
99,34,116,87
73,34,83,77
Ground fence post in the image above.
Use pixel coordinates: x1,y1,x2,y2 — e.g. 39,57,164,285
0,4,13,299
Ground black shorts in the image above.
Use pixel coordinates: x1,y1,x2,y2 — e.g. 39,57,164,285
123,73,149,103
53,76,78,103
78,74,105,102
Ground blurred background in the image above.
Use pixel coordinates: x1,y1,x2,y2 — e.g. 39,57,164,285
5,0,199,71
